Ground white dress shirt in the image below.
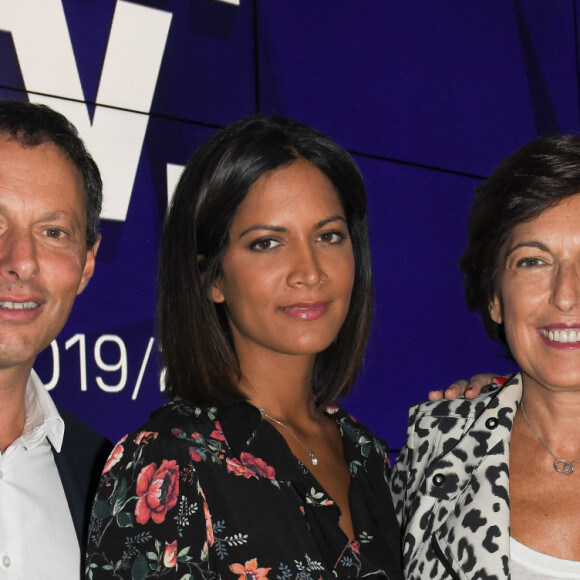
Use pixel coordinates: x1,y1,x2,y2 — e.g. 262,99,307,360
0,370,79,579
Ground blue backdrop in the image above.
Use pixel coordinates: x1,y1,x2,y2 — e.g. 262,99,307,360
2,0,572,453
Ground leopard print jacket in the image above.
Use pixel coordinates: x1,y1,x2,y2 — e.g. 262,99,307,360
389,374,522,580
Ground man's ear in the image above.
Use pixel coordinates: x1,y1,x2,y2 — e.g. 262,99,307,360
77,235,101,296
489,293,503,325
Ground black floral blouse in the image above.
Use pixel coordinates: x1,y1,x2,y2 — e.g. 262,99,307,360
85,398,403,579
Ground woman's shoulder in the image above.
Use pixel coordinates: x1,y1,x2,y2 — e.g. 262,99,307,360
325,404,390,457
145,397,219,431
409,374,522,422
107,398,222,458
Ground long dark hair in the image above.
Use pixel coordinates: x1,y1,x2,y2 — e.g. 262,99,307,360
158,116,373,407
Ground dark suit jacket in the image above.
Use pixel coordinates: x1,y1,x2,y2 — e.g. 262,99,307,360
50,408,112,549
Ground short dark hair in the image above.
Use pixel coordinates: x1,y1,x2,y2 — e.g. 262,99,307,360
460,134,580,350
158,116,372,407
0,100,102,248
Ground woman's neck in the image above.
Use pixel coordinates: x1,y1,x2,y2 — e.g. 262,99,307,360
237,350,317,421
521,375,580,455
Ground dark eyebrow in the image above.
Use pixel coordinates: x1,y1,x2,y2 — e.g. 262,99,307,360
239,215,347,239
0,205,81,227
505,241,550,258
239,224,287,238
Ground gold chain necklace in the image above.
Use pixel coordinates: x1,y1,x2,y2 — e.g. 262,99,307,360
521,400,580,475
259,408,319,466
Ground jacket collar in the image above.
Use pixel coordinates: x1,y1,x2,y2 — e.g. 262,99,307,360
425,374,523,579
423,373,522,501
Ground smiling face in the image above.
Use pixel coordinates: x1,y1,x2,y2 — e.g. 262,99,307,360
211,160,355,367
0,136,98,372
490,193,580,392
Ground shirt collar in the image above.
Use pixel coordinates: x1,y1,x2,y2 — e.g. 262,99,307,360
15,369,65,452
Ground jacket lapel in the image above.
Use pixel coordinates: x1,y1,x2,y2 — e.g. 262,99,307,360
423,376,522,579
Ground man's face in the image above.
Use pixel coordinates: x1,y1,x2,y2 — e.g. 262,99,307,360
0,136,98,371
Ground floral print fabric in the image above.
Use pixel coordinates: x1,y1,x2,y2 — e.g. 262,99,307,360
86,398,403,579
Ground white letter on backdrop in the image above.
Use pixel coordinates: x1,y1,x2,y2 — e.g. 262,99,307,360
0,0,172,221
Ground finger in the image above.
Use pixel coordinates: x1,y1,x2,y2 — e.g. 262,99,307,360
428,389,445,401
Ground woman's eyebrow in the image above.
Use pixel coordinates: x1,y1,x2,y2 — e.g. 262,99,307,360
239,224,287,238
505,240,550,257
239,215,347,239
317,215,347,228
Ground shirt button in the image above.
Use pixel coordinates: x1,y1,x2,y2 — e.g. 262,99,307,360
433,473,446,486
485,417,499,429
2,554,10,568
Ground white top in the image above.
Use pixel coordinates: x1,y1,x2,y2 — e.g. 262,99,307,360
0,370,79,579
511,537,580,579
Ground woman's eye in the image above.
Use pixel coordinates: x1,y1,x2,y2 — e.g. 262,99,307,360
318,231,346,244
44,227,66,239
249,238,280,251
516,257,545,268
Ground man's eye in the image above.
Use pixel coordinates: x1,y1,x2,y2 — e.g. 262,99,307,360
45,228,65,239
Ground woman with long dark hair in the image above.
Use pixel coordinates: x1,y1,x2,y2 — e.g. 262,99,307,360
86,116,403,579
85,116,494,580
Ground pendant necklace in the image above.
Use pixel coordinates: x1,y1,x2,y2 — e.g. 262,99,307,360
259,408,319,466
521,400,580,475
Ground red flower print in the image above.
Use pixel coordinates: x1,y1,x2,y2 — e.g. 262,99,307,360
189,447,203,462
201,490,214,547
134,431,158,444
210,421,226,441
102,436,126,474
163,540,177,567
135,460,179,524
240,452,275,480
325,405,339,415
172,428,184,437
226,458,252,478
229,558,271,580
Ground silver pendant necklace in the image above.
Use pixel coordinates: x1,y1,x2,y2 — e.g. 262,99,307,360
521,400,580,475
259,408,319,466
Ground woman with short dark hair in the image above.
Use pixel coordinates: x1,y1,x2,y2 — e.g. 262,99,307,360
86,116,403,579
391,134,580,579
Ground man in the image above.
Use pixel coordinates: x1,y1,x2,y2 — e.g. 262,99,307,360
0,100,110,578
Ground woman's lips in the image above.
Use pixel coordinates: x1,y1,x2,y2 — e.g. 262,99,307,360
279,302,330,321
